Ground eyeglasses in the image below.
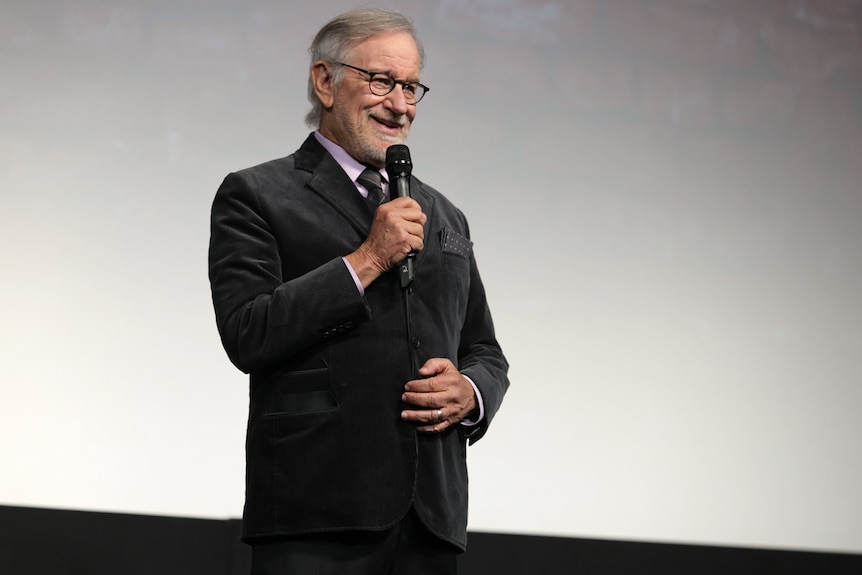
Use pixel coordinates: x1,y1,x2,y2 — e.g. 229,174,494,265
335,62,429,104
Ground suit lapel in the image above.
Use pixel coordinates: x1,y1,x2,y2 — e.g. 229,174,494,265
410,177,435,277
295,134,372,235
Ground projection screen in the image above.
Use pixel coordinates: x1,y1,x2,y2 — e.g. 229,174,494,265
2,0,861,555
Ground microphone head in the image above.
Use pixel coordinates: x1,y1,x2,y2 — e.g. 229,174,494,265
386,144,412,180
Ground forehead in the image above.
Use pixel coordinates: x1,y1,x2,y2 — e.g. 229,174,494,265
347,32,420,77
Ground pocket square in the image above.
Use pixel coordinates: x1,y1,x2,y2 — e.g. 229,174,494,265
440,228,473,258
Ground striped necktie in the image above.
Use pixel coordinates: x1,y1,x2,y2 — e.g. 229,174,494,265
357,167,385,211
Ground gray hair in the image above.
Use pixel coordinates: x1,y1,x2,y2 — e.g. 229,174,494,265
305,8,425,128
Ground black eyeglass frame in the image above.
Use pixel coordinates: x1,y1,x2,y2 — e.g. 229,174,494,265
334,62,429,104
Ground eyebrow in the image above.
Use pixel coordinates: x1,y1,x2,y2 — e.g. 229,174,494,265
367,66,420,83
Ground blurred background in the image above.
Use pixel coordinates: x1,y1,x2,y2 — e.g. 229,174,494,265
2,0,861,555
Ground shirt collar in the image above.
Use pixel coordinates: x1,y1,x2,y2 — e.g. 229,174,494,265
314,131,386,186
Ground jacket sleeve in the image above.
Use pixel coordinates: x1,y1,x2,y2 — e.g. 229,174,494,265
457,251,510,444
208,171,371,374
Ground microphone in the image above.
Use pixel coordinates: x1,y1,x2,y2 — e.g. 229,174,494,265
385,144,415,287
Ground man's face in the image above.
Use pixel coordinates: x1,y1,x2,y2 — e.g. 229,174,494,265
320,32,420,168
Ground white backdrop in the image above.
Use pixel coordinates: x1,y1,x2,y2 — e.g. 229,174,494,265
2,0,861,555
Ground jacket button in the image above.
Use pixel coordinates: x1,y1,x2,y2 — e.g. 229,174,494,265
412,337,421,349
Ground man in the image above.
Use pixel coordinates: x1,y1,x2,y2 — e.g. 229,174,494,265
209,8,509,574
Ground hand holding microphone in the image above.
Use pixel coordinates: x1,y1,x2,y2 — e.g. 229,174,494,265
345,145,424,288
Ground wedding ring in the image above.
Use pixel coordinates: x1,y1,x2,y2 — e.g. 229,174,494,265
436,408,443,421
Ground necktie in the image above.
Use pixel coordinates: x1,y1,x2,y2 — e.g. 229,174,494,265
357,168,385,212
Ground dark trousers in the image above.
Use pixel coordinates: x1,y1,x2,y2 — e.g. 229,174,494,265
250,507,458,575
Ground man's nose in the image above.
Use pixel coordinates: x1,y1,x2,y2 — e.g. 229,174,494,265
384,84,410,114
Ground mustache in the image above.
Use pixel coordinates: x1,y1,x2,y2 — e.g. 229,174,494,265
368,111,409,127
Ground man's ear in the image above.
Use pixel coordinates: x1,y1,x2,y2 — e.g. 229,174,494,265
311,61,335,109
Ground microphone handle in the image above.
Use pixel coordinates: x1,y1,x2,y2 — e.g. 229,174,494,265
393,176,411,199
391,174,415,287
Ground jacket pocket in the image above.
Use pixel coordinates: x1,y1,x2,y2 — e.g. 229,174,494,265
440,228,473,259
263,366,338,417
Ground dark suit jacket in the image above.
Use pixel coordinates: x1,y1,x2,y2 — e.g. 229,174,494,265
208,134,509,550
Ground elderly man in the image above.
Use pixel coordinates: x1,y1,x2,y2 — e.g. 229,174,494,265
209,8,509,574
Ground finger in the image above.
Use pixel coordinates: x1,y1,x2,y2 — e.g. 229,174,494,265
431,407,444,423
418,408,448,433
400,407,442,421
401,390,446,407
382,220,421,245
404,222,425,246
403,207,426,224
405,220,425,237
386,196,418,208
403,376,447,394
381,198,424,220
402,407,447,429
406,370,462,394
417,357,454,377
